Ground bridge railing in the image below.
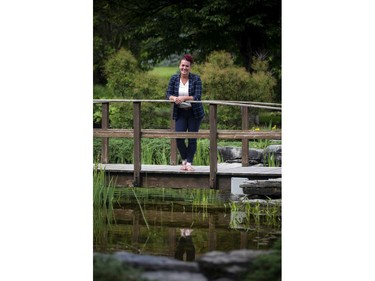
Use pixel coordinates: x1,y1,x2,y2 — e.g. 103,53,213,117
93,99,281,188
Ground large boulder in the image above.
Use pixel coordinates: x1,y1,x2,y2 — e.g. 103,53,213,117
218,146,263,165
240,178,282,198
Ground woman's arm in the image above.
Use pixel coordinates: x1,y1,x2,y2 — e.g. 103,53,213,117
166,75,178,100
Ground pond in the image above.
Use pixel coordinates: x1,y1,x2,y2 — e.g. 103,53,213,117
93,187,281,261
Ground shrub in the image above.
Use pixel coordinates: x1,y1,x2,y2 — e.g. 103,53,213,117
248,55,277,103
100,48,171,129
104,48,140,96
196,51,278,129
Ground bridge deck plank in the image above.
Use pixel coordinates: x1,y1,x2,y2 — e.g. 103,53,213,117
98,163,281,177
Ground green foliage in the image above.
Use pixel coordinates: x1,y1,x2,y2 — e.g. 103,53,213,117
132,72,170,129
95,49,280,130
196,51,278,129
194,139,211,166
248,56,278,103
93,85,117,126
94,138,171,164
93,35,115,84
141,139,170,164
195,51,250,129
94,138,134,164
93,164,117,212
93,254,146,281
244,239,281,281
94,138,280,165
194,139,223,165
228,200,281,230
94,138,225,165
96,50,170,129
93,0,281,88
93,164,117,246
258,111,282,128
266,153,281,167
93,84,116,99
104,48,140,96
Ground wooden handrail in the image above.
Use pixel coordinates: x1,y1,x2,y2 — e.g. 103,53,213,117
93,99,281,188
93,99,282,111
93,129,281,139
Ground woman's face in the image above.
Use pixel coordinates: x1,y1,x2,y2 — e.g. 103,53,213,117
179,59,191,76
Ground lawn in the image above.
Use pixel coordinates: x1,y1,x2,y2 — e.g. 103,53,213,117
149,66,179,78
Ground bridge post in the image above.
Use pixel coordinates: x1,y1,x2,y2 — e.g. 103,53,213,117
133,102,141,186
170,103,177,165
209,103,218,189
241,106,249,167
101,102,109,164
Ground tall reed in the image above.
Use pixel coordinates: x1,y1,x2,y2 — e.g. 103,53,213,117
93,164,117,245
94,138,224,165
131,188,150,231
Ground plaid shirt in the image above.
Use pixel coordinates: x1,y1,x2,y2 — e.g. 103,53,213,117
166,73,205,120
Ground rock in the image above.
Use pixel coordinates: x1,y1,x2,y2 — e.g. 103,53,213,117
218,147,263,164
197,249,270,280
94,249,275,281
141,271,208,281
217,145,282,166
240,178,282,198
112,252,199,272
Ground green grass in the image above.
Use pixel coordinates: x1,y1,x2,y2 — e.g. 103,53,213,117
94,138,281,165
149,66,179,78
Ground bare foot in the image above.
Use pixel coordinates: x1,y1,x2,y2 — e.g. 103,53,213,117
185,163,194,171
180,160,187,171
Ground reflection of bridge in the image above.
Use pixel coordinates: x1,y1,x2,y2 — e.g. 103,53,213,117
94,207,281,255
93,99,282,190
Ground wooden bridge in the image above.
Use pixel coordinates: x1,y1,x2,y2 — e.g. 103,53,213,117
93,99,282,190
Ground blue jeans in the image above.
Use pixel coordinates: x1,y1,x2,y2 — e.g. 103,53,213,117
175,108,202,164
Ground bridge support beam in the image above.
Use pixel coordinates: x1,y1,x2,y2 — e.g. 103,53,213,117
133,102,141,186
241,106,249,166
209,104,217,189
101,102,109,164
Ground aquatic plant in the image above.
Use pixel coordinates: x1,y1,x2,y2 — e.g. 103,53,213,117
132,187,150,231
93,164,118,246
93,164,117,221
266,153,281,167
228,199,281,230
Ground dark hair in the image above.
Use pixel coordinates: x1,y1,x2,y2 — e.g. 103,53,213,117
182,54,194,65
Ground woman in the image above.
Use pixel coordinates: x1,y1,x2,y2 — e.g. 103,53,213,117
166,54,205,171
175,228,195,261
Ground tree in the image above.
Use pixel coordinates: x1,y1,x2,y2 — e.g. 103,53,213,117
94,0,281,85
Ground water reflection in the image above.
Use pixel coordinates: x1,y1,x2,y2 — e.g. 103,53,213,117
93,202,281,257
175,229,195,261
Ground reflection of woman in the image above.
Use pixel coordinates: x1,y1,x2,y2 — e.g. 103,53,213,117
166,54,205,171
175,228,195,261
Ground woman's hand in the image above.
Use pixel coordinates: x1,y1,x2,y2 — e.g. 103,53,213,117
170,96,191,104
171,96,182,104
